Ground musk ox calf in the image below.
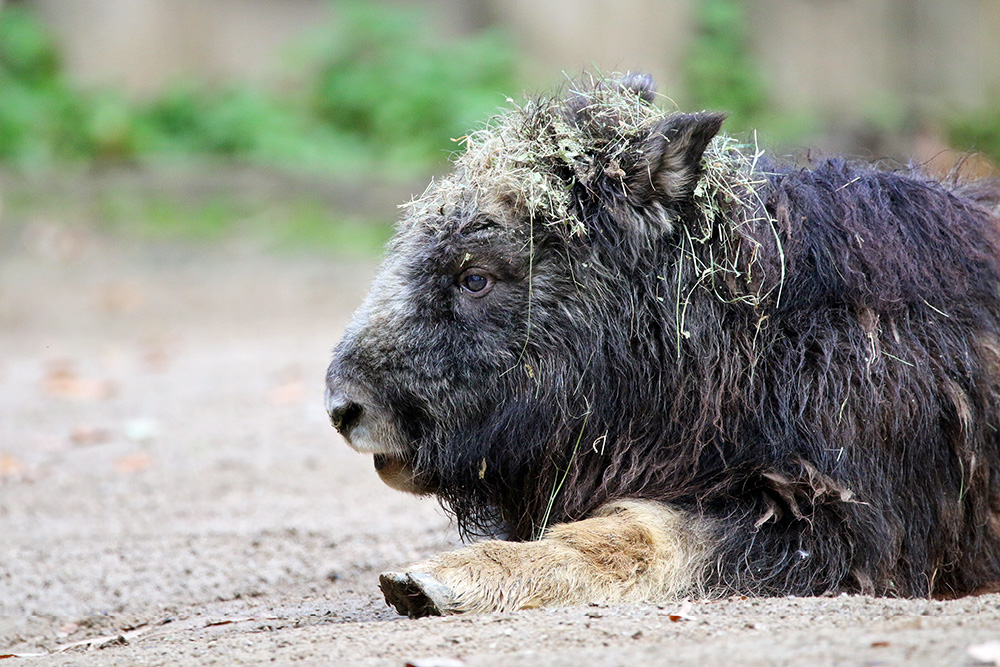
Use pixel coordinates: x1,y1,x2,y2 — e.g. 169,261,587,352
325,74,1000,617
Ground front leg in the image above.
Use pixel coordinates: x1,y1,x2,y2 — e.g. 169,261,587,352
379,500,716,616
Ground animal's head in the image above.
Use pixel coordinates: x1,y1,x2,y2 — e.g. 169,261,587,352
325,74,731,536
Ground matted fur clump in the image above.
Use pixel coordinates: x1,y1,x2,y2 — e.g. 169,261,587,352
327,73,1000,607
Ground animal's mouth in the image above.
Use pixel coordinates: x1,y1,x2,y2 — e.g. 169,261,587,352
325,383,434,494
372,453,434,495
372,453,394,472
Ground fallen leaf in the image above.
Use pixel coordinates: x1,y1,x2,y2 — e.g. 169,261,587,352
969,641,1000,665
1,653,48,659
70,425,111,446
871,640,891,648
114,453,151,474
43,362,114,400
668,599,695,622
0,454,25,480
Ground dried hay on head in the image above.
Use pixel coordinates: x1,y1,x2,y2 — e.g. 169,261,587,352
402,73,781,307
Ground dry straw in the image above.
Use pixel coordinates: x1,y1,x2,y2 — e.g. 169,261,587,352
404,74,784,314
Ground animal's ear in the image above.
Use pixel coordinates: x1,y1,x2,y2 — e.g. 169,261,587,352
629,112,726,202
615,72,657,103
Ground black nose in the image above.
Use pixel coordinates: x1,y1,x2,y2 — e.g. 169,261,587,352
325,388,363,436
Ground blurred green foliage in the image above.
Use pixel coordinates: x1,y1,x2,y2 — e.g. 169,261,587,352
948,109,1000,165
301,2,514,167
682,0,818,146
682,0,999,165
0,1,516,175
94,191,395,256
0,5,86,165
683,0,767,131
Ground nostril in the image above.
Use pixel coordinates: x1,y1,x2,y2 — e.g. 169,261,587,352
328,399,363,435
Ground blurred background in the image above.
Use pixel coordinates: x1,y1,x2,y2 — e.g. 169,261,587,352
0,0,998,244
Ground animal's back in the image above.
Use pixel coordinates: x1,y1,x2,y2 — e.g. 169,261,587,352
724,158,1000,596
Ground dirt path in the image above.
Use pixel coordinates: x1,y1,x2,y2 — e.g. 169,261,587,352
2,225,999,666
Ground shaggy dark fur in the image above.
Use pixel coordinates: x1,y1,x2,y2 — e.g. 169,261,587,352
326,75,1000,598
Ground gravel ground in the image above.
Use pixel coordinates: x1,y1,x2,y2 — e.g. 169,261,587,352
2,224,999,666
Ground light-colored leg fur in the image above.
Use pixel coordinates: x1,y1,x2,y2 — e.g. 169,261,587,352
379,499,716,616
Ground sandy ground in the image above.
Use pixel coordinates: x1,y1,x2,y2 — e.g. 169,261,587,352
2,223,1000,667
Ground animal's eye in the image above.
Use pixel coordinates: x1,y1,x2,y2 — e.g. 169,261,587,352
458,269,493,296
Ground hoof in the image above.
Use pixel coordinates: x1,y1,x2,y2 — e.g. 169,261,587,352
379,571,458,618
